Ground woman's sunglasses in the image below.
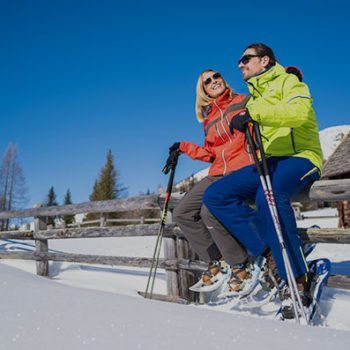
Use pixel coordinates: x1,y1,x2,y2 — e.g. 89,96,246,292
238,54,261,65
203,72,222,86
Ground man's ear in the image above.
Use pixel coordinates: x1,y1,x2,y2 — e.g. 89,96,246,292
261,56,270,68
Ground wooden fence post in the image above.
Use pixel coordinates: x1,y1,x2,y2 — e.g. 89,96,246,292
100,214,107,227
34,204,49,277
176,237,196,301
163,210,179,297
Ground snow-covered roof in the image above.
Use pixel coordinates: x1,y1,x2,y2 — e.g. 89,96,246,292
322,131,350,179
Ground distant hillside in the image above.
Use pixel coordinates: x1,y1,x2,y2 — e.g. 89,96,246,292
174,125,350,191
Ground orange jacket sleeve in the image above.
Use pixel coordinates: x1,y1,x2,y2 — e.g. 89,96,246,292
179,140,214,163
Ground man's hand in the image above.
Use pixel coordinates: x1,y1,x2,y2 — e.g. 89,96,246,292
229,110,253,133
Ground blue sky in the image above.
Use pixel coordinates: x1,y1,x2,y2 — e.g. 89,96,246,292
0,0,349,206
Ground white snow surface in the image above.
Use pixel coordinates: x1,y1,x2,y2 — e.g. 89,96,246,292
1,209,350,348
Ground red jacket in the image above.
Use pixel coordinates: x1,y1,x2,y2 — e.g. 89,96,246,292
179,89,254,176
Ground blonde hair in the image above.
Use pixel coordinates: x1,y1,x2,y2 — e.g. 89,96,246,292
195,69,232,122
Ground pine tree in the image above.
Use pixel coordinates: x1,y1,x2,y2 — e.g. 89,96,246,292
44,186,58,225
90,149,127,201
63,189,74,225
87,150,127,221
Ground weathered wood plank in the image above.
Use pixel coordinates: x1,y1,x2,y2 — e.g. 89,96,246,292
31,224,179,240
0,178,349,221
2,225,350,244
160,179,350,207
164,237,179,296
309,179,350,202
1,250,349,290
0,251,158,266
177,238,195,301
299,228,350,244
34,215,49,276
327,275,350,290
0,195,160,219
0,230,34,240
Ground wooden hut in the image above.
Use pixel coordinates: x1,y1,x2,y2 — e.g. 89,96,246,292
322,132,350,227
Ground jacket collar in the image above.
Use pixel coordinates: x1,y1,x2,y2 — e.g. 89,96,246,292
247,63,286,95
209,88,232,109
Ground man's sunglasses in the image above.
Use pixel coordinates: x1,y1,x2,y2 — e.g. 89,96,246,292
238,54,261,65
203,72,222,86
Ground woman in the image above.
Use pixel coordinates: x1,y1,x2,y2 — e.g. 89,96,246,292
169,70,263,294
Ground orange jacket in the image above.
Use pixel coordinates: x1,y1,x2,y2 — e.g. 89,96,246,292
179,89,254,176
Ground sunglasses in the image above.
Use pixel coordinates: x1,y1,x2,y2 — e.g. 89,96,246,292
203,72,222,86
238,54,261,65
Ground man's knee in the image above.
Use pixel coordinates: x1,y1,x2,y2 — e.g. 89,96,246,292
202,183,220,208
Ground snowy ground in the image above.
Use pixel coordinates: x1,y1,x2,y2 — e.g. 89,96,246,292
1,208,350,349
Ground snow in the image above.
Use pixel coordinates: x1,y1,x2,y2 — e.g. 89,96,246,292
1,209,350,348
319,125,350,160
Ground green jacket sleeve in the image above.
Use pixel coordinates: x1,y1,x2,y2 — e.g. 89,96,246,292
248,75,314,128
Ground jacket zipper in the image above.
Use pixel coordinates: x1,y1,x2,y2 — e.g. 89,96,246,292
215,124,225,142
248,82,262,97
214,101,233,144
290,128,297,153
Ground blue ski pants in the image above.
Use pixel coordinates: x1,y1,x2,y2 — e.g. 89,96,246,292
203,156,320,280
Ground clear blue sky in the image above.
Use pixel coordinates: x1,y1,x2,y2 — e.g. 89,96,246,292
1,0,349,206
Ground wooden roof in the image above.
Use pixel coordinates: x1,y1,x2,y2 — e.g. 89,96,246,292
322,132,350,179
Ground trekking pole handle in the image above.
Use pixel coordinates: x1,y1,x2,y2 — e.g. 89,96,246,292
162,150,180,175
245,126,264,177
252,122,270,178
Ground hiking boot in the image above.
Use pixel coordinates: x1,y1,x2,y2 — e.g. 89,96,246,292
261,250,281,290
218,257,266,298
189,259,230,293
226,264,251,292
201,260,229,286
280,273,313,319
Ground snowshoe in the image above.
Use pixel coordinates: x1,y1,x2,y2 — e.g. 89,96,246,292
189,260,230,293
238,243,317,308
275,258,331,324
218,256,266,299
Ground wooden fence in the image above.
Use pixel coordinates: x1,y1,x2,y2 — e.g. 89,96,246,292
0,178,350,302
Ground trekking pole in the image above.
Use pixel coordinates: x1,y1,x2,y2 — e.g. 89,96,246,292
144,150,180,299
245,123,308,324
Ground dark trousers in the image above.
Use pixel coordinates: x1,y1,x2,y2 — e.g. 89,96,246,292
203,157,320,279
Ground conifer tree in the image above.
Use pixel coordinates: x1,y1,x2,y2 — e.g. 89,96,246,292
90,149,127,201
63,189,74,225
88,150,127,221
44,186,58,225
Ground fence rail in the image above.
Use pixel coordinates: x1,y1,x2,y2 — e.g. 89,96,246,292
0,178,350,302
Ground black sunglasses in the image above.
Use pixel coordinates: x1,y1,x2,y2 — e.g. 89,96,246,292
203,72,222,86
238,54,261,65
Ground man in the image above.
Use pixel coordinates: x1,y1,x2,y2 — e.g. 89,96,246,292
203,43,323,318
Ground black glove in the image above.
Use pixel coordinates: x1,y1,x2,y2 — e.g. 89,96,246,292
162,142,181,174
169,142,180,153
285,66,303,82
229,110,253,133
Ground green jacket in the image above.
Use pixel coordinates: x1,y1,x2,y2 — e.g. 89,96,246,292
246,63,323,173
